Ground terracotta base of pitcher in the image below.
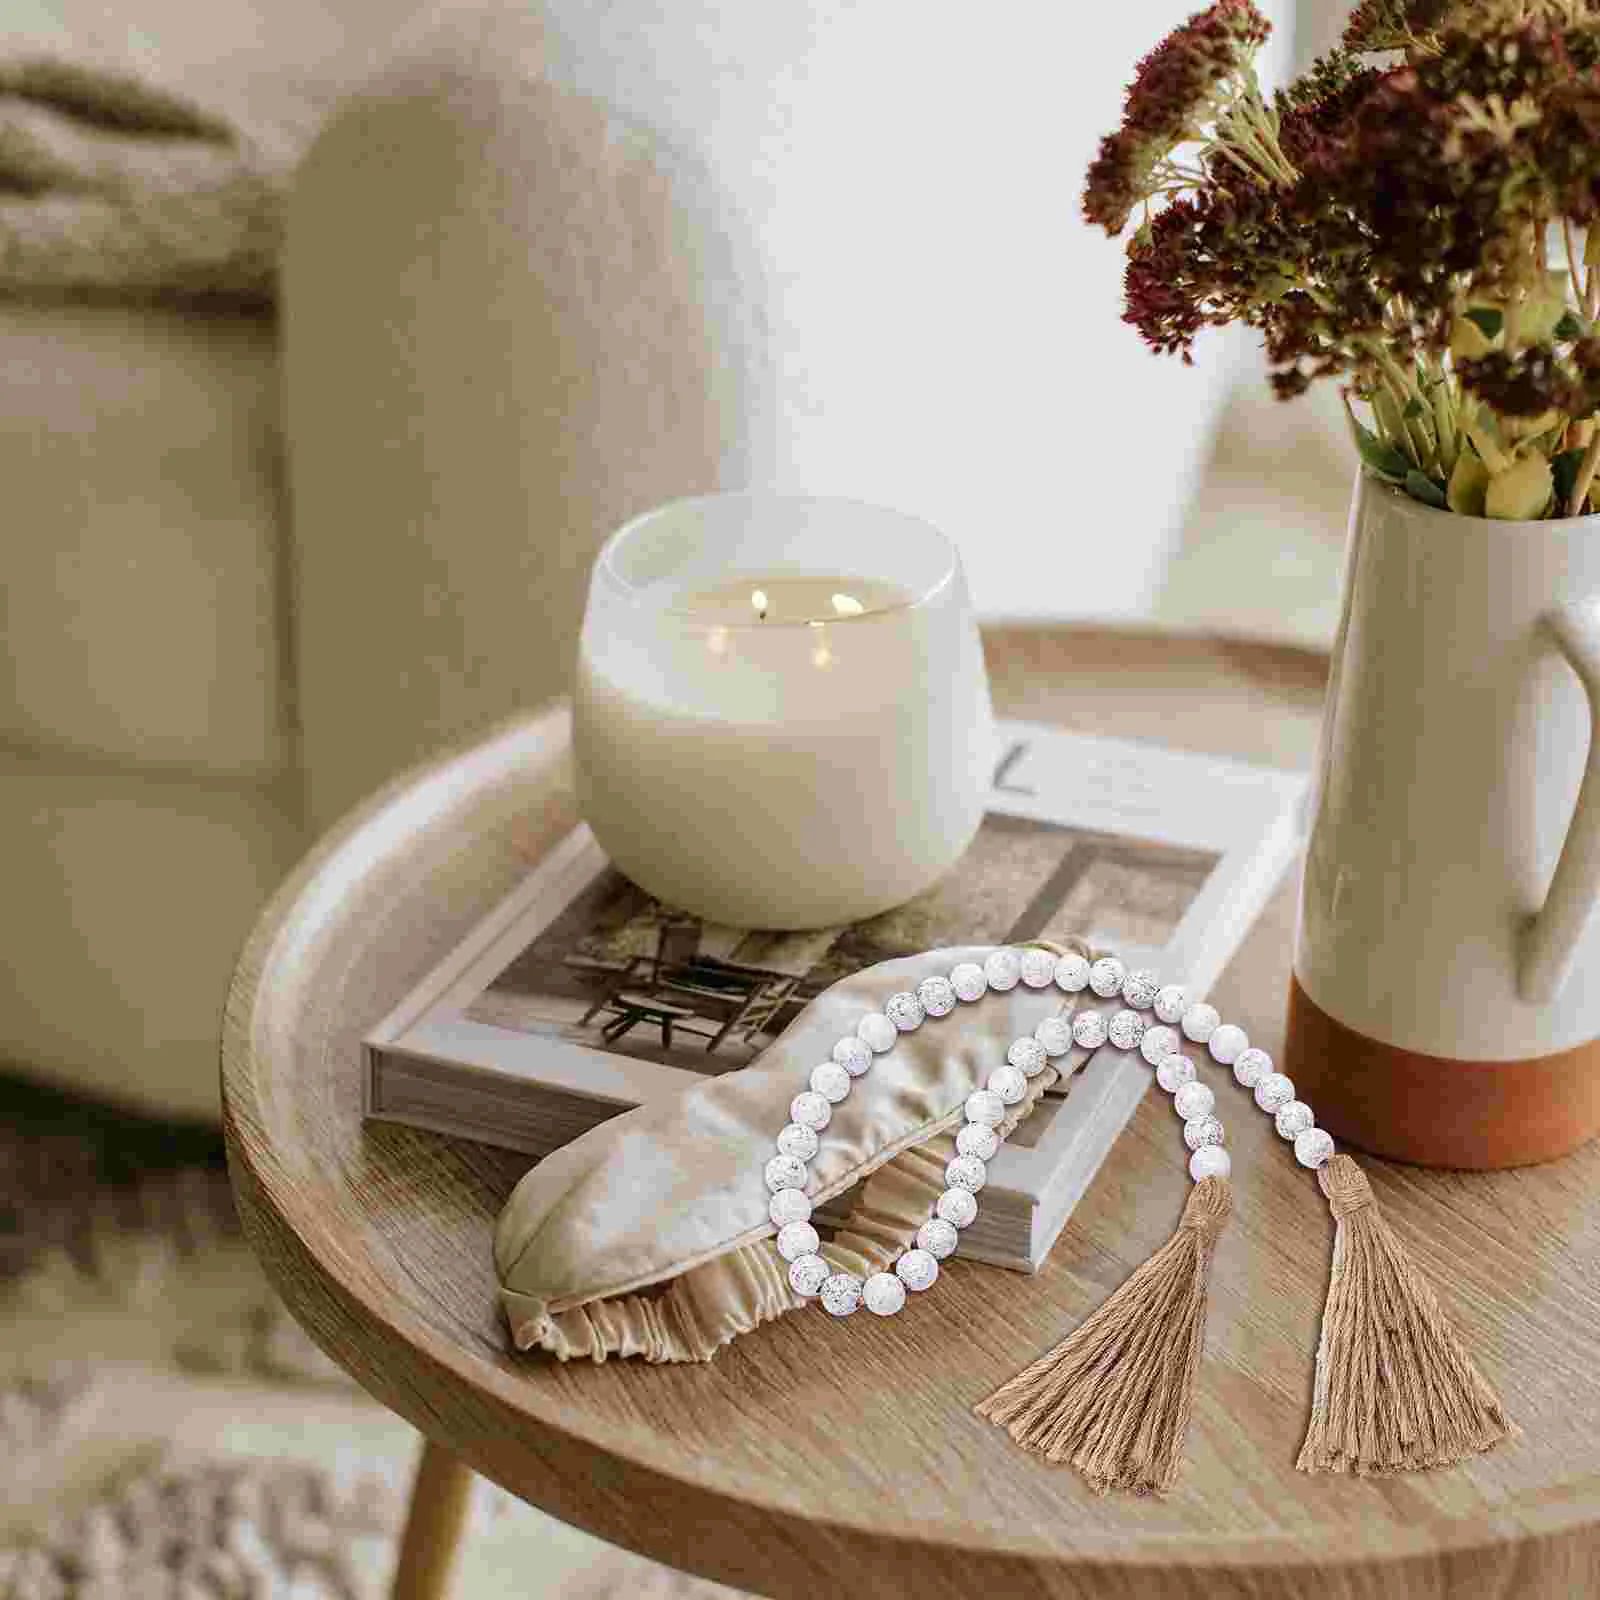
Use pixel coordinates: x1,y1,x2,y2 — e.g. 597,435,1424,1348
1285,975,1600,1168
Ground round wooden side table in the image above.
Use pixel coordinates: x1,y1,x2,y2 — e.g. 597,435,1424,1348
223,628,1600,1600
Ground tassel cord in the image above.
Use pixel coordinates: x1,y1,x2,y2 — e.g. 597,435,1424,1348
1298,1156,1510,1476
976,1177,1230,1496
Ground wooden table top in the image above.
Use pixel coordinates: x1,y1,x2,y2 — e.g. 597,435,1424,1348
223,627,1600,1599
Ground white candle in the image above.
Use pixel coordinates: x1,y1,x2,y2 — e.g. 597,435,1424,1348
573,494,994,929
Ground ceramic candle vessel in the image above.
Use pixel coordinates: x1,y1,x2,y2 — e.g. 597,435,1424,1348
573,493,994,929
1288,471,1600,1167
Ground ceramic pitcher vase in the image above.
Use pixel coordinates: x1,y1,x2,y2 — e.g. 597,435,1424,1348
1287,471,1600,1167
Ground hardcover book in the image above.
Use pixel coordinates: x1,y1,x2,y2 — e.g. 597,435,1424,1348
364,719,1305,1271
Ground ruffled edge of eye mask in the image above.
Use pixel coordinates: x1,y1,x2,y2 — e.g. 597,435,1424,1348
500,1066,1057,1362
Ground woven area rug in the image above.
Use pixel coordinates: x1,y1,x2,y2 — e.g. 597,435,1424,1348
0,1072,740,1599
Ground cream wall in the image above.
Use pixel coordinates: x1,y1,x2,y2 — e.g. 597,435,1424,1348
499,0,1294,622
7,0,1295,628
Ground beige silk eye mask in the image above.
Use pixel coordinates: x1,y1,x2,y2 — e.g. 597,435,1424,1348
493,945,1078,1363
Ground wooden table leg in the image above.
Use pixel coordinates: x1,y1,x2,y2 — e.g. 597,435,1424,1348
392,1438,475,1600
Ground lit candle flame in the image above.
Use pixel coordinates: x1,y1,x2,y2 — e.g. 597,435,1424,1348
751,588,769,621
831,592,864,617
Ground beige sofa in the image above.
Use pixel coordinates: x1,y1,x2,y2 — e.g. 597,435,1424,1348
0,24,765,1122
0,304,303,1121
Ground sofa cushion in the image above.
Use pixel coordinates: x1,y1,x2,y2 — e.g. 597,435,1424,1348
0,754,300,1120
0,303,291,780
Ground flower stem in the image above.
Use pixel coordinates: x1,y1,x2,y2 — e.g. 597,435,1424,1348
1570,427,1600,517
1368,342,1439,474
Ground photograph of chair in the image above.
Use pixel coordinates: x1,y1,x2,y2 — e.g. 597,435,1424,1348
464,813,1217,1077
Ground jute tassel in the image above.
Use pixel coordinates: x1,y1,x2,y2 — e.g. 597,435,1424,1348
975,1176,1231,1495
1297,1155,1511,1475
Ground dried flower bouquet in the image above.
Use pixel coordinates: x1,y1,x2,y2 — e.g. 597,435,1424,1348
1087,0,1600,519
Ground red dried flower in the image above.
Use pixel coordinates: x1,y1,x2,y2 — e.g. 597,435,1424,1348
1342,0,1452,54
1274,53,1382,172
1091,0,1600,517
1083,0,1273,235
1458,339,1600,418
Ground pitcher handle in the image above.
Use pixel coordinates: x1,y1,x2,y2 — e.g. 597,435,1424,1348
1520,596,1600,1004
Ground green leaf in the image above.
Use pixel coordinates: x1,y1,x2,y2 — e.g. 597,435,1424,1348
1464,306,1504,340
1556,310,1587,341
1403,397,1425,419
1347,410,1410,483
1404,470,1448,509
1553,446,1587,506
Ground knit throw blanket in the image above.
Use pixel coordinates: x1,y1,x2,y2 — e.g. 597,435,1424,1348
0,57,324,307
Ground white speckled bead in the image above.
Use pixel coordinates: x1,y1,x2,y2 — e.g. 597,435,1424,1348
1007,1037,1049,1077
1108,1010,1147,1051
936,1187,979,1228
1053,952,1091,992
790,1090,832,1131
1156,1052,1196,1093
857,1013,897,1054
1071,1010,1108,1049
809,1061,851,1104
776,1221,820,1261
1254,1072,1296,1114
1231,1046,1271,1089
765,1154,809,1194
863,1272,907,1316
917,976,958,1018
956,1122,1000,1161
950,962,988,1002
820,1273,863,1317
1122,968,1161,1010
885,991,926,1032
1189,1145,1232,1181
1140,1024,1180,1065
1184,1114,1225,1151
776,1122,819,1161
945,1154,987,1193
1295,1127,1336,1169
1019,947,1058,988
1154,985,1188,1024
1207,1023,1248,1065
895,1249,940,1291
918,1217,960,1259
987,1064,1028,1105
832,1036,874,1077
1034,1016,1073,1057
769,1188,812,1227
1181,1002,1220,1044
788,1253,829,1296
1173,1080,1216,1121
1089,957,1126,998
984,948,1022,991
1274,1100,1315,1140
964,1088,1006,1127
